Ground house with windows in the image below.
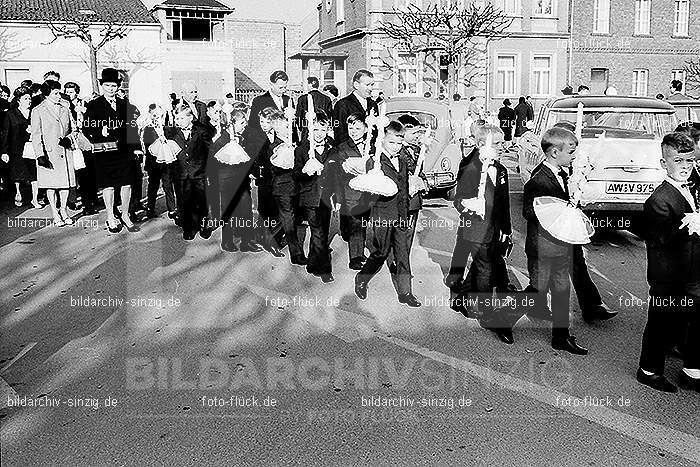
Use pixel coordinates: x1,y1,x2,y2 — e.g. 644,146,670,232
314,0,569,113
570,0,700,98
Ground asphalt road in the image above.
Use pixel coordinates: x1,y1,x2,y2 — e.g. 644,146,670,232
1,169,699,466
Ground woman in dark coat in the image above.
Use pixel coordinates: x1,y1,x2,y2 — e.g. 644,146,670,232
498,98,516,144
514,96,533,138
1,87,40,207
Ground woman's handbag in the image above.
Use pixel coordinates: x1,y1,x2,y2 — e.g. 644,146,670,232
72,132,93,152
22,141,36,159
72,148,86,170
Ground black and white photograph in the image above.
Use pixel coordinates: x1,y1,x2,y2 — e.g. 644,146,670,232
1,0,699,465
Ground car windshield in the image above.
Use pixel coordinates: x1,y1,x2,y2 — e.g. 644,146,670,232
546,110,677,139
386,111,439,130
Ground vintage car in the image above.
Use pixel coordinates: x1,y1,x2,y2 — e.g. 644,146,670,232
518,96,678,226
668,97,700,123
385,96,466,197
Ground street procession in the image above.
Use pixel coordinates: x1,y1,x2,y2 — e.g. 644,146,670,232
1,0,699,465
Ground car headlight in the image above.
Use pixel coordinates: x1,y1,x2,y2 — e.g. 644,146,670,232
440,158,451,172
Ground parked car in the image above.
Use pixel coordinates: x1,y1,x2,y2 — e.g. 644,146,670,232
385,96,466,198
518,96,678,227
668,97,700,123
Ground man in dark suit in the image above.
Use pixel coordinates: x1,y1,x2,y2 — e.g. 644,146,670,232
333,69,378,145
295,76,333,143
446,125,513,342
637,132,700,393
522,127,588,355
166,104,215,240
181,82,209,126
355,121,421,307
243,70,294,256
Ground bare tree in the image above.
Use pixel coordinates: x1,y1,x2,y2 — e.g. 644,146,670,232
377,1,512,98
684,57,700,96
44,12,130,93
0,27,27,62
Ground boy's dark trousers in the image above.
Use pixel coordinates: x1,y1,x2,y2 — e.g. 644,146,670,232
174,177,207,236
146,162,176,213
220,171,256,246
340,212,367,262
357,218,412,295
256,179,284,247
527,254,572,339
273,189,304,258
129,157,145,214
305,204,332,274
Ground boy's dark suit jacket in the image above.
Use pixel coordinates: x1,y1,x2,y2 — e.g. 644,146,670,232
326,138,369,215
268,136,297,197
243,91,293,166
332,93,378,144
293,139,333,208
295,89,333,139
453,146,511,244
689,167,700,208
402,144,426,212
643,180,700,285
365,152,410,222
165,122,214,180
523,161,571,258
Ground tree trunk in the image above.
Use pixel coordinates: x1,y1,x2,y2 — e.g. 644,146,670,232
89,45,99,96
447,56,456,100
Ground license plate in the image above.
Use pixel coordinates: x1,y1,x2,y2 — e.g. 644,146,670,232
605,182,657,194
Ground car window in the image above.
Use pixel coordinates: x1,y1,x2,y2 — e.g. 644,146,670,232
546,110,677,139
386,111,439,130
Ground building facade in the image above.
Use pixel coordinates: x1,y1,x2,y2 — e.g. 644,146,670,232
570,0,700,98
314,0,570,113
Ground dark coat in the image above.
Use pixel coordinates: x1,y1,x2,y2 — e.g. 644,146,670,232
514,102,534,137
294,138,333,208
326,138,369,215
82,95,134,154
243,91,293,168
642,180,700,285
165,122,214,180
366,152,410,222
295,89,333,142
1,107,30,157
332,93,378,144
522,162,571,258
453,146,511,244
498,106,516,140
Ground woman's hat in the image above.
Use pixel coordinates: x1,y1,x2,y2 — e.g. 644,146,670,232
503,98,511,106
99,68,122,85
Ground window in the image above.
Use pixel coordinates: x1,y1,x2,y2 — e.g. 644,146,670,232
532,56,552,96
397,53,419,95
4,69,30,92
674,0,690,36
534,0,552,15
165,9,225,41
593,0,610,34
497,0,520,15
495,55,516,96
337,0,344,22
672,69,687,90
634,0,651,35
590,68,609,94
632,69,649,96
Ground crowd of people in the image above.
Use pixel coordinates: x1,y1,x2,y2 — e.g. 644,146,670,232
0,67,698,395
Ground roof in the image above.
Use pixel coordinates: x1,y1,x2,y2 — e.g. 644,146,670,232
234,68,263,92
289,51,349,60
0,0,158,24
157,0,233,11
548,96,676,112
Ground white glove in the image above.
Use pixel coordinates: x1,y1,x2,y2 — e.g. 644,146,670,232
680,212,700,236
460,197,485,218
102,126,109,138
1,154,9,164
342,158,366,176
408,175,426,197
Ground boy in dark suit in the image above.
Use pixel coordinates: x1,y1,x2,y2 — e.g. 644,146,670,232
294,111,335,282
167,104,214,241
447,125,513,342
522,127,587,355
637,132,700,393
354,121,421,307
327,113,370,269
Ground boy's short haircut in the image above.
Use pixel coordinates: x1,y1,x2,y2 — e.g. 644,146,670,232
470,118,486,136
207,100,218,108
473,124,504,144
307,77,320,89
259,106,278,120
314,110,330,125
384,120,405,136
398,114,421,128
661,132,695,154
173,103,194,117
541,127,577,154
346,112,366,126
674,122,700,145
323,84,339,97
670,80,683,93
268,109,286,123
231,110,247,123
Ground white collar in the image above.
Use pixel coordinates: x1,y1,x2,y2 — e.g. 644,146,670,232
543,160,565,177
665,176,696,210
